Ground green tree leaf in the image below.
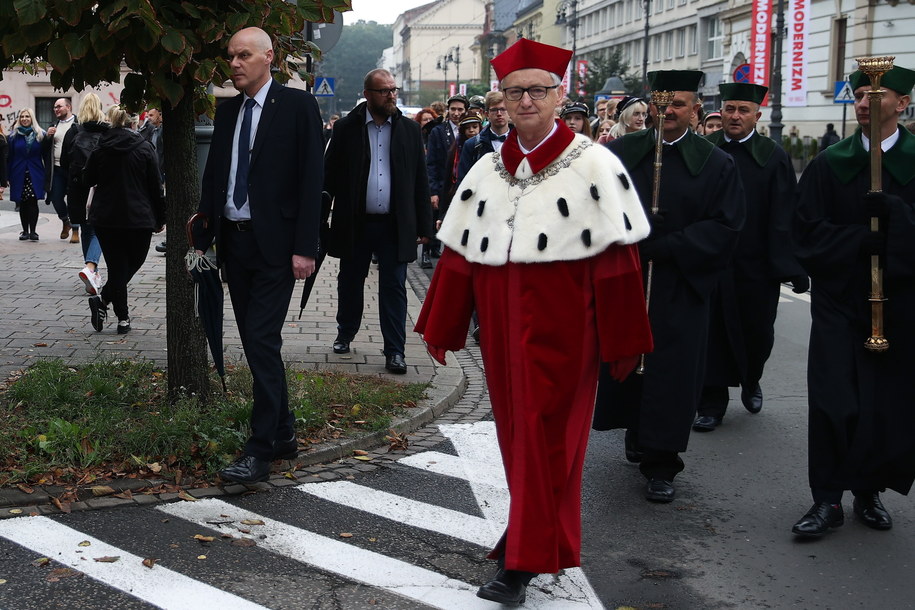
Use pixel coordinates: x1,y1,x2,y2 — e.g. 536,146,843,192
13,0,46,26
161,30,186,55
47,38,71,72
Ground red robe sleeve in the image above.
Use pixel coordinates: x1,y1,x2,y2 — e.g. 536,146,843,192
593,244,653,362
413,248,475,350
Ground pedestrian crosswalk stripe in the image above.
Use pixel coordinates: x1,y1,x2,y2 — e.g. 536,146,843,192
157,498,493,609
295,480,499,547
399,450,508,488
0,516,267,610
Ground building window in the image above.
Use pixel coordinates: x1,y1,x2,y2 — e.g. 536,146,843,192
35,98,56,129
688,24,697,55
705,18,722,60
653,34,662,63
665,31,673,59
667,0,674,9
831,17,848,83
625,0,633,22
676,28,685,57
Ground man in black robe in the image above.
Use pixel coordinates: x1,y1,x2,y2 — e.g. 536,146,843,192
693,83,809,432
792,65,915,538
594,71,746,502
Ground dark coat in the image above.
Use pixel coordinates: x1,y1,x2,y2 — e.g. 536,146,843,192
324,102,433,263
194,80,325,267
794,127,915,494
425,120,457,198
456,125,513,184
594,129,746,453
84,127,164,230
7,129,46,202
61,121,108,225
0,133,7,187
704,130,806,387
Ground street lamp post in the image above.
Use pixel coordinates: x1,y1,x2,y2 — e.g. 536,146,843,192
642,0,651,95
436,55,449,100
437,46,462,99
769,0,786,144
555,0,579,95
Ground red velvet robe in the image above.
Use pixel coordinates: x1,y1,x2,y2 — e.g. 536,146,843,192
414,124,653,574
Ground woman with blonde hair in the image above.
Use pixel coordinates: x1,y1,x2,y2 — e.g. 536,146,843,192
608,96,648,140
83,105,164,334
7,108,46,240
61,93,108,295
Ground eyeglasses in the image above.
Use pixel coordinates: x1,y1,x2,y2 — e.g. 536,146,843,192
366,87,399,96
502,85,559,102
488,107,508,114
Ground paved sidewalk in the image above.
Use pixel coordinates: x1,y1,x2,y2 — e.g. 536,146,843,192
0,207,467,511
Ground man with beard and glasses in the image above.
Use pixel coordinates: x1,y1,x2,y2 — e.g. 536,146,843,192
325,69,433,375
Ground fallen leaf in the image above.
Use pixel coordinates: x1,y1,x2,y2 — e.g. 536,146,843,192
33,342,48,347
46,567,81,582
353,455,373,461
0,578,6,584
16,484,34,494
178,490,197,502
240,519,264,526
31,557,51,567
91,486,116,497
283,471,297,480
93,556,120,563
77,541,91,547
8,509,22,515
193,534,215,543
147,462,162,473
353,450,369,456
231,538,256,548
113,490,133,500
142,558,157,569
369,537,377,542
197,555,207,560
238,528,251,534
339,532,353,538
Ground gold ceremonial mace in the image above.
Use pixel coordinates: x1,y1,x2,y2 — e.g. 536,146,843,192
636,89,676,375
857,55,894,353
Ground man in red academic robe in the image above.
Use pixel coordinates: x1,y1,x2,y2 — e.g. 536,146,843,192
414,38,654,606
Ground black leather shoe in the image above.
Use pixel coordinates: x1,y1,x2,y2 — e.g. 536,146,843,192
273,436,299,461
741,383,763,414
476,569,536,606
421,253,433,269
853,493,893,530
792,502,844,538
646,479,675,502
332,338,350,354
692,415,723,432
385,353,407,374
155,241,167,253
624,429,643,463
219,454,271,484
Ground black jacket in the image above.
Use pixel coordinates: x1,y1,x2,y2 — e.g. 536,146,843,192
61,121,108,225
324,102,433,262
84,127,164,230
0,134,7,187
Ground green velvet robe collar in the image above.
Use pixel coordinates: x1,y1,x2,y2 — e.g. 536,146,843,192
825,126,915,186
614,128,715,177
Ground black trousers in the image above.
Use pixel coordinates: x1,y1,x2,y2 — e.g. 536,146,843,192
221,225,296,461
18,198,38,233
336,214,408,357
94,227,151,321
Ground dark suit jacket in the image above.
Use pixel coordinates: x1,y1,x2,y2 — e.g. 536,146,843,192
324,102,433,263
456,125,513,184
194,79,324,267
425,120,457,198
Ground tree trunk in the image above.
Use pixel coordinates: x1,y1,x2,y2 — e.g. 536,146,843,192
163,92,211,401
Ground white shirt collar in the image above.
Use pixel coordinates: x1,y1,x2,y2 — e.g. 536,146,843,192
519,121,559,155
663,128,689,145
723,130,755,144
861,127,900,153
365,108,393,125
244,78,272,109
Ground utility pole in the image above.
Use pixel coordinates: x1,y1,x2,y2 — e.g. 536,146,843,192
769,0,786,144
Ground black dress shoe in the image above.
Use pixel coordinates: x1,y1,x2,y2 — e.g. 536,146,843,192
476,568,536,606
692,415,723,432
741,383,763,414
332,338,350,354
624,429,643,463
219,454,271,484
385,353,407,374
792,502,844,538
646,479,675,502
273,436,299,461
853,493,893,530
420,253,433,269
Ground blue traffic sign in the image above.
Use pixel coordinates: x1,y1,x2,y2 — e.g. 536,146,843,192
314,77,335,97
834,80,854,104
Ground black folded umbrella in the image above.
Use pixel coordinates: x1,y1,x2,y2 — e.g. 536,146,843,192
186,213,227,392
298,192,333,319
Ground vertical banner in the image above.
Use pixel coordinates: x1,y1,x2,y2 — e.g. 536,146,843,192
562,64,571,93
785,0,809,107
577,60,588,97
459,83,467,96
491,80,500,91
750,0,772,106
449,83,456,97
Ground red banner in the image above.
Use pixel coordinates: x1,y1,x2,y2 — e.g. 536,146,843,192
577,60,588,97
750,0,772,105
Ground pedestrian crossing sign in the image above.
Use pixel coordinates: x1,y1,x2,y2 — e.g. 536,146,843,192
314,77,335,97
834,80,854,104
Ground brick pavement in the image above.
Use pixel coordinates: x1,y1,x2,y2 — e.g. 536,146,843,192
0,207,487,514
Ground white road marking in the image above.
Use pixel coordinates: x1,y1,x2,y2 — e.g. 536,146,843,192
157,498,498,609
780,284,811,303
295,481,496,547
0,516,267,610
399,450,508,489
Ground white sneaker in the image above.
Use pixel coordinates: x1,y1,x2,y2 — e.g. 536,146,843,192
79,267,97,295
91,271,104,296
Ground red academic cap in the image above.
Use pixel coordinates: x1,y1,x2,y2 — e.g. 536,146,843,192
491,38,573,81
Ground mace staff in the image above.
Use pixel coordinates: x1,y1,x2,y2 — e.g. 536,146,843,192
856,55,894,353
636,89,675,375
